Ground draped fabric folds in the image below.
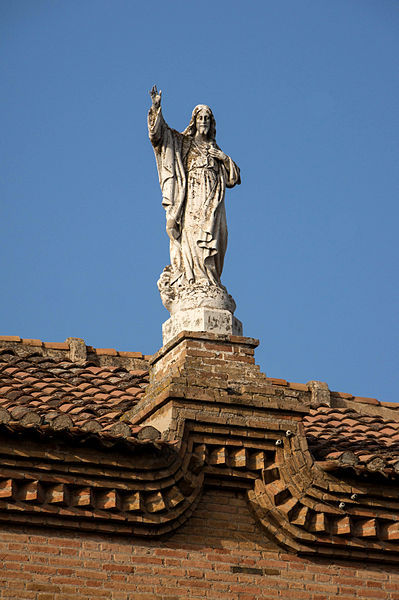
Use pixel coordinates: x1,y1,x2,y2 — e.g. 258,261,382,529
148,106,240,286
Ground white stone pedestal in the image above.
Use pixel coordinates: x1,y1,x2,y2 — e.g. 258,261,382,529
162,307,243,345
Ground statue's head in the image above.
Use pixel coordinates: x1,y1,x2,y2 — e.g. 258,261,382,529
182,105,216,140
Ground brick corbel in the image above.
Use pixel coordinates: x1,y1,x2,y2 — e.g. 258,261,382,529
124,332,399,562
126,331,310,443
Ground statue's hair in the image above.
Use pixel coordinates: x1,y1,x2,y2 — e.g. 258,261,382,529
182,105,216,140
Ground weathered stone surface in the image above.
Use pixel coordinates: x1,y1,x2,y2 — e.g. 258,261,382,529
159,279,236,315
66,337,87,364
162,307,242,345
307,380,331,406
148,86,241,340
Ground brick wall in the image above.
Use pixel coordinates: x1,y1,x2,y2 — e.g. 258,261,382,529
1,488,399,600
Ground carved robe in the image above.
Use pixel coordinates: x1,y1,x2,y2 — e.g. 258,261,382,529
148,106,240,285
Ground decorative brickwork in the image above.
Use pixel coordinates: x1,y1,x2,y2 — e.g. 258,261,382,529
0,331,399,597
1,491,399,599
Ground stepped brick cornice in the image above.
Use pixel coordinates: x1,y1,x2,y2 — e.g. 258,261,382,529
0,332,398,562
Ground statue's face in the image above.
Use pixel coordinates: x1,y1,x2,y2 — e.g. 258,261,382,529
196,109,211,136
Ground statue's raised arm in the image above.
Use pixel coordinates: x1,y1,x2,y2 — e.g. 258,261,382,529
148,87,242,341
149,85,162,110
148,84,170,148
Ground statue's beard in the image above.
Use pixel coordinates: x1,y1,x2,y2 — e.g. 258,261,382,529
198,126,209,136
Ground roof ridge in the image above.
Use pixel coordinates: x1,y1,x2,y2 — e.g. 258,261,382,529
0,335,152,359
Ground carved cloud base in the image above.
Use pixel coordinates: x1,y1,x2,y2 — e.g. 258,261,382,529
162,307,243,345
158,267,242,344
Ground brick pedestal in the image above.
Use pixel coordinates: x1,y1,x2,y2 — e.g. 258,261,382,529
126,331,310,444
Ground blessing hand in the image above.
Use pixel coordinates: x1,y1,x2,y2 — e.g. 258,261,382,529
208,147,227,162
150,85,162,109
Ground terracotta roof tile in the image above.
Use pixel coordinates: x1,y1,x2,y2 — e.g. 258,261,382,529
289,382,309,392
331,391,353,399
125,386,143,395
109,390,125,397
0,348,150,441
102,411,122,419
100,384,116,392
304,405,399,476
94,393,109,401
353,396,379,405
43,342,69,349
266,377,288,386
86,366,103,374
22,339,43,346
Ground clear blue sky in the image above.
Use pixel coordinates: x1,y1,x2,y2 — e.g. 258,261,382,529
1,0,398,402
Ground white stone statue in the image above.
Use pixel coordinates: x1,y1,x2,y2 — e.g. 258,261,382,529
148,86,243,342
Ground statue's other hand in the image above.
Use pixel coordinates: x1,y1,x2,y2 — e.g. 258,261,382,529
150,85,162,109
208,147,227,162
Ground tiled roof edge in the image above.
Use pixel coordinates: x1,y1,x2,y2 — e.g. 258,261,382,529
265,376,397,409
0,335,152,360
1,335,394,408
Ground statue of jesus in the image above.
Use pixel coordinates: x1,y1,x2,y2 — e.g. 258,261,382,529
148,86,241,292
